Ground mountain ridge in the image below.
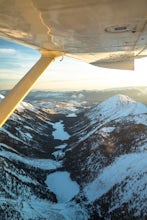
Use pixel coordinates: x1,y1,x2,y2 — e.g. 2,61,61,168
87,94,147,123
0,92,146,219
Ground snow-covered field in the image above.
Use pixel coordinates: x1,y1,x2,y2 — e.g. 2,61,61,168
0,148,62,170
50,120,70,141
45,171,80,203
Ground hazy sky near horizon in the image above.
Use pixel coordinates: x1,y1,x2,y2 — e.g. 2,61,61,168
0,38,147,91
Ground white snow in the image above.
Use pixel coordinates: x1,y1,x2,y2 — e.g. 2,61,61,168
15,128,33,141
52,120,70,141
0,196,88,220
66,113,77,117
131,114,147,126
0,93,35,112
84,152,147,204
66,106,78,112
55,144,67,149
99,127,115,133
17,101,36,112
138,144,147,152
24,132,32,139
71,93,84,99
24,125,33,130
0,128,33,144
0,143,18,153
4,167,37,185
2,195,88,220
9,112,23,121
78,93,84,99
52,150,65,160
87,94,147,124
45,171,80,202
0,127,25,143
0,149,62,170
77,95,147,144
0,93,37,126
77,126,99,143
99,126,115,137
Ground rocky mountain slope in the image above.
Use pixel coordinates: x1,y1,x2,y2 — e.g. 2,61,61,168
0,93,147,219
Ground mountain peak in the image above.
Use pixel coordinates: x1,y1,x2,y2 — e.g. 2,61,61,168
107,94,135,104
87,94,147,123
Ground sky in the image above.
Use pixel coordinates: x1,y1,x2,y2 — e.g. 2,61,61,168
0,38,147,91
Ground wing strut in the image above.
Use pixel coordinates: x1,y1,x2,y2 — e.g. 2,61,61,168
0,50,62,127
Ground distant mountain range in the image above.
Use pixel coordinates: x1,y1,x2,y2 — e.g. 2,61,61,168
1,86,147,105
0,91,147,219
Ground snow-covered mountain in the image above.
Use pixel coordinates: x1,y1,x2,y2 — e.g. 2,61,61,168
0,93,147,219
87,94,147,122
64,94,147,219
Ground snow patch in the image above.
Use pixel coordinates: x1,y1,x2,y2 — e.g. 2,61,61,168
67,113,77,117
66,106,78,112
55,144,67,149
0,150,62,170
52,150,65,160
132,114,147,126
0,143,18,153
15,128,33,141
0,127,25,143
17,101,36,112
45,171,80,202
4,167,37,185
99,126,115,137
52,120,70,141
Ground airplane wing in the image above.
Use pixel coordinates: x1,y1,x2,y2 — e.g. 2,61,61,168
0,0,147,69
0,0,147,126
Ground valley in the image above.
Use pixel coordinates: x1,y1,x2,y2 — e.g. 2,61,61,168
0,88,147,220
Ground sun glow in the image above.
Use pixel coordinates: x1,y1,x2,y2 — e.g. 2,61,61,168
0,39,147,91
34,56,147,91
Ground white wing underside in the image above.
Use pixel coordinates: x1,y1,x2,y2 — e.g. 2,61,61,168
0,0,147,70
